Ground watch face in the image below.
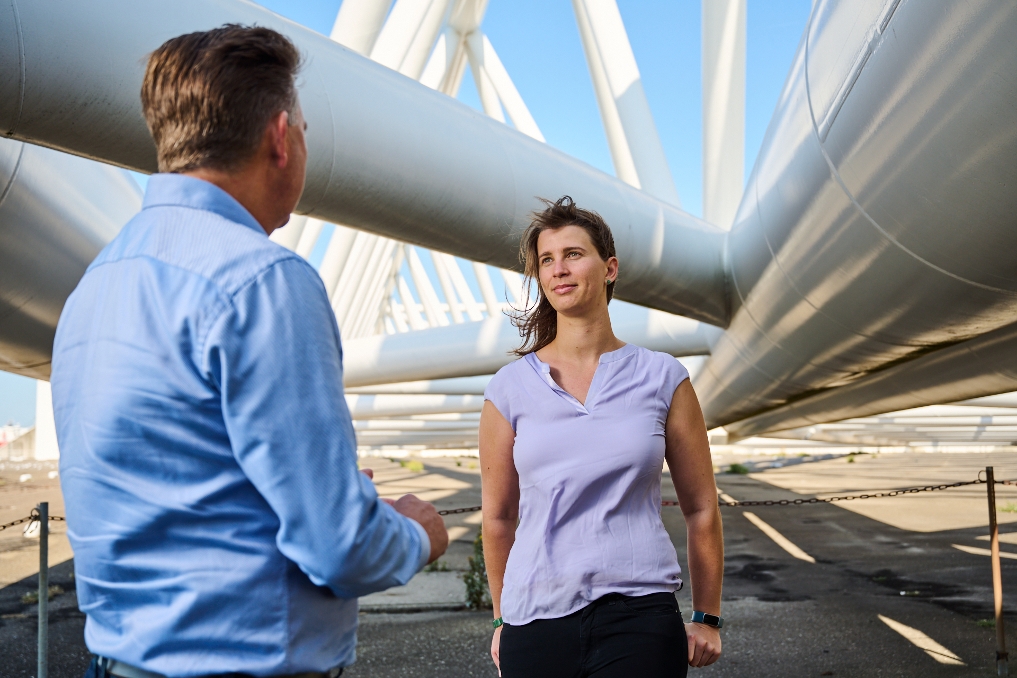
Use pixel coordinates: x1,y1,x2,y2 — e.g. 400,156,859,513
692,611,723,627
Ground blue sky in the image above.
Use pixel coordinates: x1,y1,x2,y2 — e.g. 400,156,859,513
0,0,810,427
253,0,812,216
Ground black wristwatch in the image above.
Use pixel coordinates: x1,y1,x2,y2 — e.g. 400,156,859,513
690,610,724,628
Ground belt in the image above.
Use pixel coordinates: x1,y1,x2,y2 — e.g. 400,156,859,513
99,657,343,678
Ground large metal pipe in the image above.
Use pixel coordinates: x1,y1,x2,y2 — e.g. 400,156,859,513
345,376,491,395
342,303,718,387
0,138,141,378
701,0,745,229
726,318,1017,440
697,0,1017,428
345,394,485,419
356,432,479,449
572,0,682,206
0,0,728,327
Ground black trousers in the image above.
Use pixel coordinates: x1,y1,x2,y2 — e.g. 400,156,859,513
500,592,689,678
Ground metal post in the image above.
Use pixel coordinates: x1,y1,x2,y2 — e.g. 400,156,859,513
987,467,1009,676
37,501,49,678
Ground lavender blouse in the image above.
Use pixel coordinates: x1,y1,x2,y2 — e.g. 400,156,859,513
484,343,690,625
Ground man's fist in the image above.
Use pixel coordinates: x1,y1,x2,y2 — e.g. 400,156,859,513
393,494,449,564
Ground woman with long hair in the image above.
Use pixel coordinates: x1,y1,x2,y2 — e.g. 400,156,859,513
480,196,723,677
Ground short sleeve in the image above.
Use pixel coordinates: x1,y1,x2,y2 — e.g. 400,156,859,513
659,355,691,408
484,366,516,431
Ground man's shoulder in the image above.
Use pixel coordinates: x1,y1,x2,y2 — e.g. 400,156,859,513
93,205,314,300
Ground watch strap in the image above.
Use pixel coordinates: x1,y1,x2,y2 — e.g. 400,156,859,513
690,610,724,628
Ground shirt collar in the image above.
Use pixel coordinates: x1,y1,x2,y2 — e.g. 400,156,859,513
525,342,635,371
597,343,636,363
142,174,266,236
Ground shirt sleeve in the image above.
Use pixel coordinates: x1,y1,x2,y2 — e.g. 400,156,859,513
484,368,516,431
659,355,691,409
202,256,427,598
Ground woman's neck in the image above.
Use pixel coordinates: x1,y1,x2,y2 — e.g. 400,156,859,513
542,306,624,365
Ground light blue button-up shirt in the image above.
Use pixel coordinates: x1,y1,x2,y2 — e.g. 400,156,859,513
51,174,429,676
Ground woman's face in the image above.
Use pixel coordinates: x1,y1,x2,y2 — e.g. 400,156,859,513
536,225,618,317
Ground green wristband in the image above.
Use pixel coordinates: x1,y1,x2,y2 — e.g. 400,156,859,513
492,617,504,629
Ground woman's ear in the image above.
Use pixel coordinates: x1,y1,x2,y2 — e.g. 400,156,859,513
606,256,619,281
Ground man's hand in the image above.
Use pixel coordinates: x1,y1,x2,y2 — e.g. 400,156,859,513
393,494,448,564
686,622,721,667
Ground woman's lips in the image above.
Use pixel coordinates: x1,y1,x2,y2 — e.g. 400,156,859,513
553,284,577,294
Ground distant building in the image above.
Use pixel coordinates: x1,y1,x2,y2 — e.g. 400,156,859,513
0,425,35,461
0,380,59,462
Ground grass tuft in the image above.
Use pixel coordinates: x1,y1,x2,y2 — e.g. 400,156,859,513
728,463,750,475
463,528,491,609
21,585,64,605
424,559,451,572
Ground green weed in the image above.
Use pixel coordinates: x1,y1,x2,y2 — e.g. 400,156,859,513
424,559,451,572
463,527,491,609
21,585,63,605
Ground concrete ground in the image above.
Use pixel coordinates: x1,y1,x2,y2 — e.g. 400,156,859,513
2,453,1017,677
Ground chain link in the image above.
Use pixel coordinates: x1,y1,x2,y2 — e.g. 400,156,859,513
707,478,989,508
437,506,483,515
0,507,66,532
438,477,1005,514
2,478,1008,523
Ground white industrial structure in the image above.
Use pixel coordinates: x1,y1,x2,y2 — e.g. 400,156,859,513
1,0,1016,455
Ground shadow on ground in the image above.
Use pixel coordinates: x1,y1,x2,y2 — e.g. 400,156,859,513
3,454,1014,677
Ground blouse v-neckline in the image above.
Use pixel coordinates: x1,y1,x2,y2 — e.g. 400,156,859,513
527,344,635,414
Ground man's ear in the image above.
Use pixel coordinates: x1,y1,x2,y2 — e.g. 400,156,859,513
269,111,290,168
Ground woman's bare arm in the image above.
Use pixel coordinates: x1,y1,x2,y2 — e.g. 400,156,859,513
665,379,723,668
479,400,519,671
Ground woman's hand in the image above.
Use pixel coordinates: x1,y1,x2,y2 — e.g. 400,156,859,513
491,625,503,675
685,622,721,667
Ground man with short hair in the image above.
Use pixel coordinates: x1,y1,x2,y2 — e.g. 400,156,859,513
51,25,447,678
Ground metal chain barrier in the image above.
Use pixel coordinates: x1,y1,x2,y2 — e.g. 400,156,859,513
0,507,65,532
438,506,483,516
708,478,989,507
436,477,1004,514
2,477,1010,522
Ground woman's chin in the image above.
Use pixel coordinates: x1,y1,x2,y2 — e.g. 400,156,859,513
551,299,599,317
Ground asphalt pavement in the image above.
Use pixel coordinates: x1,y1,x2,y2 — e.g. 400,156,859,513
2,452,1016,677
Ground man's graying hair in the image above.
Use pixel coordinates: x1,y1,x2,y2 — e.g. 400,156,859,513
141,25,302,173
